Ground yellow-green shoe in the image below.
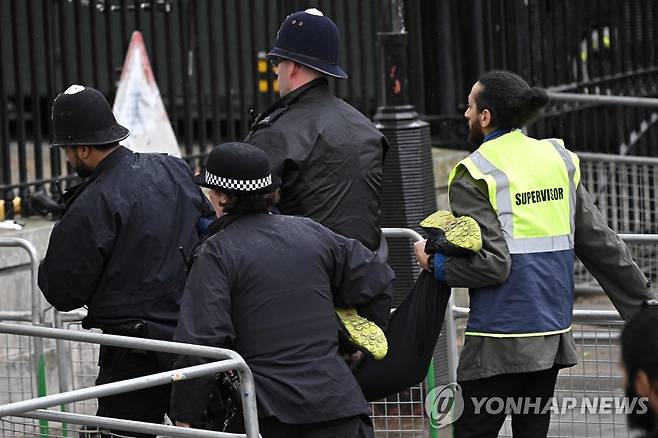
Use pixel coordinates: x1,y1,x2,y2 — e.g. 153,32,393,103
420,210,456,230
421,211,483,256
336,308,388,360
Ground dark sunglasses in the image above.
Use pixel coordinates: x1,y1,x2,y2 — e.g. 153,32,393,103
269,57,283,68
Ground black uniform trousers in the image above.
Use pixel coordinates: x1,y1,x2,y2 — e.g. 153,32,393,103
454,366,560,438
226,414,372,438
95,346,173,438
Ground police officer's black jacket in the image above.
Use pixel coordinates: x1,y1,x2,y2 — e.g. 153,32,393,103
170,213,395,425
38,146,212,341
244,78,388,252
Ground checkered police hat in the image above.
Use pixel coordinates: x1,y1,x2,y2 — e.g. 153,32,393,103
195,142,279,194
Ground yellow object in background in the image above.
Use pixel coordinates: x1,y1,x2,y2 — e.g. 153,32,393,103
0,197,22,221
258,79,279,94
256,52,279,94
257,59,268,74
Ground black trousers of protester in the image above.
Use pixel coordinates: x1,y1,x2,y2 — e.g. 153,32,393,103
95,346,174,438
225,414,371,438
454,366,560,438
356,272,450,401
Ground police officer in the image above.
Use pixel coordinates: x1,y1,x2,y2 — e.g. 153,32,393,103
170,142,394,438
414,70,654,437
38,85,213,437
245,9,388,254
245,8,391,360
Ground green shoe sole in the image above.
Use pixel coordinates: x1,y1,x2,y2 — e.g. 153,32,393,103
336,308,388,360
421,211,483,256
442,216,483,253
420,210,456,230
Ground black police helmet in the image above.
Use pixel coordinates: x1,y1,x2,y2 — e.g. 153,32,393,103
195,142,280,195
267,9,347,79
52,85,129,147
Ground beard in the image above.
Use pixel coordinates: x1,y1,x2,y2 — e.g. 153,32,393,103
71,151,93,178
626,383,656,433
467,123,485,150
74,163,92,178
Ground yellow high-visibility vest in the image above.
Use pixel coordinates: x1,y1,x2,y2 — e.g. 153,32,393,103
449,130,580,337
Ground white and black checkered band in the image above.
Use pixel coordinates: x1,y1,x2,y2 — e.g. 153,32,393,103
205,171,273,191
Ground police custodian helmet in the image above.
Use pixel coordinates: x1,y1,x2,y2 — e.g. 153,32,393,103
267,8,347,79
51,85,129,147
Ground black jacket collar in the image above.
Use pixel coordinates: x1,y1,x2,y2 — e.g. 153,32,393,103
89,145,133,180
278,77,329,107
205,213,240,237
249,78,329,132
59,146,133,212
204,211,273,239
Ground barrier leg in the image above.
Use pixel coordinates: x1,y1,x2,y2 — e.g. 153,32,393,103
37,350,49,437
425,359,439,438
0,238,49,436
445,294,458,384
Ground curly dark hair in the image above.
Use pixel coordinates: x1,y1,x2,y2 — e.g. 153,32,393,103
475,70,549,129
221,190,280,215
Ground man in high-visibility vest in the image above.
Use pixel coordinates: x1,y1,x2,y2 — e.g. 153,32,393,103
414,70,654,437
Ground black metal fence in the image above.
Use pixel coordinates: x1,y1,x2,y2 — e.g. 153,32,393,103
0,0,657,218
0,0,398,217
420,0,658,152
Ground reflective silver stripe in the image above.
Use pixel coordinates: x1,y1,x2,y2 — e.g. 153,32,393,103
547,139,577,234
469,151,514,238
507,234,573,254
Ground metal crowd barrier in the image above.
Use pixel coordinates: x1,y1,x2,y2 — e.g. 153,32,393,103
1,229,437,438
547,92,658,109
0,323,260,438
0,238,41,325
53,310,101,418
578,153,658,224
447,304,627,437
447,304,627,438
4,229,649,437
50,310,437,438
576,153,658,293
50,228,436,438
376,228,436,438
0,238,49,436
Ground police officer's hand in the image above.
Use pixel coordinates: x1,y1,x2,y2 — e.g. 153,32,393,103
175,421,191,428
414,240,431,271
